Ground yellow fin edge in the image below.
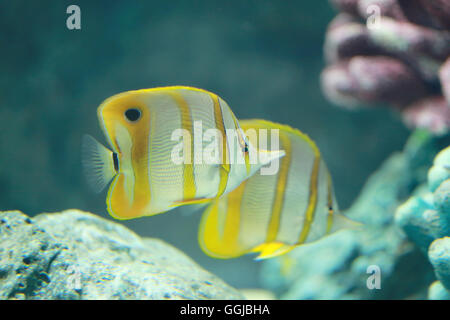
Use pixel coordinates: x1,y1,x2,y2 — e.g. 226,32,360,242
172,198,213,207
251,242,295,260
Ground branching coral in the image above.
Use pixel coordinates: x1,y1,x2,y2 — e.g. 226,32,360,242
322,0,450,135
395,146,450,299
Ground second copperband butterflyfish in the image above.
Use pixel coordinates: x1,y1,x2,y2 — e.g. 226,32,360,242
198,119,361,260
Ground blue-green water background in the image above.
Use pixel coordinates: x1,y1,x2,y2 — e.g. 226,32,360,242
0,1,410,288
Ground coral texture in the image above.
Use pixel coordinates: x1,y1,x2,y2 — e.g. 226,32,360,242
395,146,450,299
260,130,449,299
322,0,450,135
0,210,242,300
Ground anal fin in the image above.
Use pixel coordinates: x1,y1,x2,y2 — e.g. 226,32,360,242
252,242,295,260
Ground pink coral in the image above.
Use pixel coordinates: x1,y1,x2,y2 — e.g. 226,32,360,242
322,0,450,135
403,96,450,135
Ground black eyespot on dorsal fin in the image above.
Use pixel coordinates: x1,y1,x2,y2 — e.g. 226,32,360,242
328,205,333,213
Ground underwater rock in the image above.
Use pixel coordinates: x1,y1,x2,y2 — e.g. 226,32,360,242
0,210,243,300
239,289,276,300
428,280,450,300
395,145,450,299
260,130,445,299
322,0,450,134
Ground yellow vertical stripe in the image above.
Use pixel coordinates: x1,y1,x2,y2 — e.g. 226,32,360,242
129,114,151,214
222,181,247,244
297,149,321,244
198,181,247,258
169,91,196,200
212,95,230,197
266,132,292,242
100,94,152,219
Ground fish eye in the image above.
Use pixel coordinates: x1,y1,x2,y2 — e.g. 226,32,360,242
124,108,141,122
243,143,249,154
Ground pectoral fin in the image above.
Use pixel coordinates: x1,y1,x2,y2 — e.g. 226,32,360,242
81,134,117,193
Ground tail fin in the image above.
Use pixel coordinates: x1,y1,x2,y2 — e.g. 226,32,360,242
81,134,117,193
